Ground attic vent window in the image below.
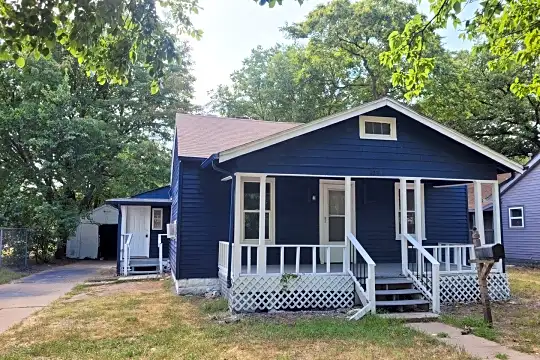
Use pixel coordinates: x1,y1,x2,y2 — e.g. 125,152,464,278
359,116,397,140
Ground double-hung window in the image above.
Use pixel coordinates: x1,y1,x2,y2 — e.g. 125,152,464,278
152,208,163,230
240,177,275,244
394,183,425,240
508,207,524,228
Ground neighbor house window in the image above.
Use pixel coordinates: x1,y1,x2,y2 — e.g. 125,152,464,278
359,116,397,140
508,207,524,228
394,183,425,240
152,208,163,230
241,177,275,244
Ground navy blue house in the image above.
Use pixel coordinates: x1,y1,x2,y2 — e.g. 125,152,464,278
141,98,524,316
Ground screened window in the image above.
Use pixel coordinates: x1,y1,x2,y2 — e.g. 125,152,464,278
360,116,397,140
508,207,524,228
241,178,275,243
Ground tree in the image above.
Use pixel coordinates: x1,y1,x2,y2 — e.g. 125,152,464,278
379,0,540,99
0,47,194,261
417,51,540,157
283,0,442,101
0,0,201,91
209,45,339,122
211,0,443,122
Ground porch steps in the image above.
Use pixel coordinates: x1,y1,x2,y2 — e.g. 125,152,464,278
375,276,430,313
375,277,413,285
375,288,422,296
376,299,430,307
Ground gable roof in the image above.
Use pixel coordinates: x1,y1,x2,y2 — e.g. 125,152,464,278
500,153,540,195
215,97,523,174
176,114,298,158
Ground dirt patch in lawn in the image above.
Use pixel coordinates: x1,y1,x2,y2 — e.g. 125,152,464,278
0,279,474,360
442,266,540,355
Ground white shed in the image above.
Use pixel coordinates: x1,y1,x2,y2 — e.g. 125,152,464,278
66,205,119,259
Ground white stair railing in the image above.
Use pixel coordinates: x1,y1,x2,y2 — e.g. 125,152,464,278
404,234,440,313
121,233,133,276
347,233,376,319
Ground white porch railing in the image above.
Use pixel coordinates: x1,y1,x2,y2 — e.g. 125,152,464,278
404,234,440,313
347,233,376,318
158,234,167,274
218,241,230,275
121,233,133,276
219,242,351,276
423,244,477,273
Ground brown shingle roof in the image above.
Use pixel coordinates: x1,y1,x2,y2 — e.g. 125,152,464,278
467,173,512,211
176,114,299,159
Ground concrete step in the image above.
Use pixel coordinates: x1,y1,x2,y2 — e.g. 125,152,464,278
375,277,413,285
376,288,422,296
376,299,430,307
379,312,439,322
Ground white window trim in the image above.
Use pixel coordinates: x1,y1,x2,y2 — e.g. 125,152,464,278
240,177,276,244
394,183,425,240
508,206,524,228
152,208,163,230
359,115,397,141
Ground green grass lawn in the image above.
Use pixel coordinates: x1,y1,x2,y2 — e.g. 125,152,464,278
0,267,27,284
0,280,473,360
442,266,540,355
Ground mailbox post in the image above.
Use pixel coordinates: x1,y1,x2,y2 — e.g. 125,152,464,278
471,228,505,326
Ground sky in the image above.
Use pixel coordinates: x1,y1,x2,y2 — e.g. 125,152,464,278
187,0,473,107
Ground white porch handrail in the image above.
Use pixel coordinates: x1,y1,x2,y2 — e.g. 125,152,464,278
347,233,376,316
423,244,477,273
404,234,440,313
158,234,166,274
121,233,133,276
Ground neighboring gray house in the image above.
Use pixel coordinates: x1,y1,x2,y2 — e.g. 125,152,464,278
500,153,540,264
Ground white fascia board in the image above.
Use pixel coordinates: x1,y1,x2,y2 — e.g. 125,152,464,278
218,97,523,174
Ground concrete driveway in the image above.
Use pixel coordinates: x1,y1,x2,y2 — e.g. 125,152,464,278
0,262,107,334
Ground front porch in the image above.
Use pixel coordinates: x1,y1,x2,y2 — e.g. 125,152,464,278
218,173,510,317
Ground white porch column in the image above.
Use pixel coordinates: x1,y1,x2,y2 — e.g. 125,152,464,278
233,174,242,278
400,178,408,274
491,181,503,271
344,176,352,272
258,175,267,275
414,178,423,273
473,181,486,245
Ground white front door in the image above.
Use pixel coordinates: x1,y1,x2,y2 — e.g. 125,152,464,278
126,206,151,258
319,180,356,263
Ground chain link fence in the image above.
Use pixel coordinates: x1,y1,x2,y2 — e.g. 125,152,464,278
0,228,31,269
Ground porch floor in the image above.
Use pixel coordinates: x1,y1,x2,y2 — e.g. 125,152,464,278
239,262,474,276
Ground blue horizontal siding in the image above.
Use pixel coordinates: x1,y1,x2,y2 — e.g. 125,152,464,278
177,161,230,279
221,106,499,180
169,136,180,277
501,163,540,262
424,185,469,245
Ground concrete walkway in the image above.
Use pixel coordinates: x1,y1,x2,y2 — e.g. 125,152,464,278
408,322,540,360
0,262,106,334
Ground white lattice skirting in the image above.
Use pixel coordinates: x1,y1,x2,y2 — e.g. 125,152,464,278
440,273,510,304
223,274,354,312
